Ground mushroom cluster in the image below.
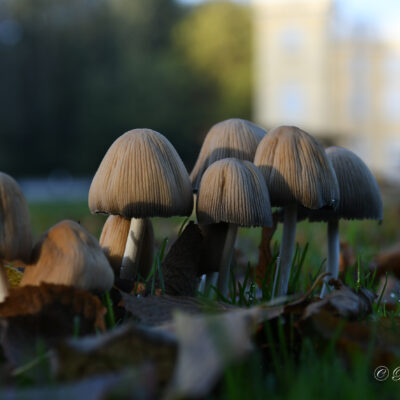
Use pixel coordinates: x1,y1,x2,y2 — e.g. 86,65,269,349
0,118,382,304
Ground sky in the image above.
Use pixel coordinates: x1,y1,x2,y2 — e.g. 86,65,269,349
178,0,400,39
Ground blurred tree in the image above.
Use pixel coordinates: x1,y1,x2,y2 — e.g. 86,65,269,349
173,1,252,122
0,0,252,176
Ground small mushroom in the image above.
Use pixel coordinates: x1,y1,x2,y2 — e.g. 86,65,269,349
89,129,193,280
197,158,272,296
100,215,154,279
0,172,32,301
190,118,266,286
254,126,339,296
307,146,383,296
21,220,114,293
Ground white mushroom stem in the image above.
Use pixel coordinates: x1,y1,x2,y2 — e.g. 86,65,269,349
217,224,238,297
204,272,219,294
0,262,9,302
120,218,147,280
276,203,297,297
320,219,340,298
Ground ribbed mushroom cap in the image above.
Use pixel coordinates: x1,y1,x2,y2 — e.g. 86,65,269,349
196,158,272,227
307,146,383,221
254,126,339,209
190,119,266,190
21,220,114,293
89,129,193,218
0,172,32,263
99,215,154,277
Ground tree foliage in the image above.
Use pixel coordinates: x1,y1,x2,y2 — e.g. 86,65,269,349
0,0,252,176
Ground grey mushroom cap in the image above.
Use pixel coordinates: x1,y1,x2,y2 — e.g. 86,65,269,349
190,118,266,191
89,129,193,219
306,146,383,222
254,125,339,210
196,158,273,227
0,172,32,263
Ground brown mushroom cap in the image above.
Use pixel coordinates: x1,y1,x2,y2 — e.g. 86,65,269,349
254,126,339,209
190,119,266,190
307,146,383,221
89,129,193,219
0,172,32,263
99,215,154,278
196,158,272,227
21,220,114,292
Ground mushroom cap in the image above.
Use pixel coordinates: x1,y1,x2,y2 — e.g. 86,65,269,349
196,158,273,227
99,215,154,278
254,125,339,209
89,129,193,219
307,146,383,221
21,220,114,293
190,118,266,191
0,172,32,263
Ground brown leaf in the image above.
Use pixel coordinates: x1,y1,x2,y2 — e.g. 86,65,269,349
376,274,400,304
156,222,203,296
53,323,177,388
301,310,400,367
255,212,278,288
0,284,106,366
370,243,400,280
198,223,229,275
120,293,236,326
54,297,286,399
339,241,356,278
164,307,265,399
302,279,376,320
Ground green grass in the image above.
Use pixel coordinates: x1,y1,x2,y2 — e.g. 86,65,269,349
25,199,400,398
213,340,398,400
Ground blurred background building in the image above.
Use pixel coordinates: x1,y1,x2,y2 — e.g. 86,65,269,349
0,0,399,201
253,0,400,182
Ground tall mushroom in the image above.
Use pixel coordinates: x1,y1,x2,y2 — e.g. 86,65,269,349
21,220,114,293
89,129,193,280
100,215,154,279
254,126,339,296
308,146,383,296
0,172,32,301
197,158,272,296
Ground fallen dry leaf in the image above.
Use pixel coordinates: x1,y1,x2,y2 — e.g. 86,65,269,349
370,243,400,280
0,284,106,366
302,279,376,320
376,274,400,304
53,322,177,387
300,310,400,367
198,223,229,275
164,307,264,399
156,222,203,296
119,293,235,326
255,212,278,288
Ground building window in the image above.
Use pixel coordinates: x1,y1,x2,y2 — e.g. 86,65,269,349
279,26,304,53
279,83,305,120
383,88,400,122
